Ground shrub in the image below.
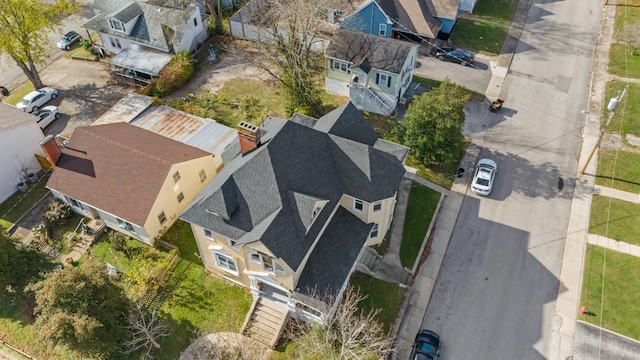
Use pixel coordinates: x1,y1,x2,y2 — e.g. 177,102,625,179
79,38,93,49
154,50,195,97
44,200,72,226
109,230,128,252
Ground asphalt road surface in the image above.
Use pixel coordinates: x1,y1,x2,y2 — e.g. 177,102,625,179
421,0,602,359
574,321,640,360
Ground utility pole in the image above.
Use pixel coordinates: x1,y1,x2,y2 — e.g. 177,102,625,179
579,85,628,175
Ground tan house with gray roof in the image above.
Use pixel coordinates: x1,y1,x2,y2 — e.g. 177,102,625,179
180,102,409,346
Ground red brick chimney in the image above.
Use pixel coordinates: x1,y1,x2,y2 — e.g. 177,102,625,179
237,122,260,156
40,135,62,167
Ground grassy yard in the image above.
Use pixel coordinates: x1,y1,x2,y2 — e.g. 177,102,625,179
590,195,640,246
2,83,34,106
350,272,406,333
157,219,203,265
595,149,640,193
604,81,640,138
400,183,442,269
0,175,50,230
608,43,640,79
580,244,640,340
91,235,252,359
452,19,509,56
472,0,520,25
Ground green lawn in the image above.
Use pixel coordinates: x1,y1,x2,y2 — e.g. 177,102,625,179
608,43,640,79
91,235,252,359
452,19,509,56
604,81,640,137
350,272,406,333
580,244,640,340
590,195,640,246
472,0,520,25
2,83,34,106
157,219,203,265
595,149,640,193
399,183,441,269
0,175,50,230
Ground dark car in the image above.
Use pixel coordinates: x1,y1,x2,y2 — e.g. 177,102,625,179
410,329,441,360
57,31,82,50
436,48,475,66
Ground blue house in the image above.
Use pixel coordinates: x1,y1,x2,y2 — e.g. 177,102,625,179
340,0,461,43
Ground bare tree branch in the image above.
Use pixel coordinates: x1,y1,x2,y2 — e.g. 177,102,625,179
122,304,170,359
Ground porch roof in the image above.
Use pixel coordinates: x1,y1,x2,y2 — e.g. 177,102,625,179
295,206,371,299
109,43,172,76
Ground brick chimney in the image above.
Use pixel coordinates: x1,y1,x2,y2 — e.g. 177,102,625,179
237,121,260,156
40,135,62,167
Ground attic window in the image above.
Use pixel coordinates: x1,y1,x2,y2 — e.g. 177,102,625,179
199,169,207,183
109,19,125,32
193,17,198,27
177,192,185,203
203,228,213,239
372,201,382,213
173,171,181,183
354,199,364,212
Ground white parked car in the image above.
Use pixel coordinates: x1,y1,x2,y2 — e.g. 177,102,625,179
17,87,58,113
471,158,497,196
33,106,61,129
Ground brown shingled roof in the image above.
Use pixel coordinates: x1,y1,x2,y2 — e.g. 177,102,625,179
46,122,211,226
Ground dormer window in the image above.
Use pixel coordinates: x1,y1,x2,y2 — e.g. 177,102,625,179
109,19,125,32
354,199,364,212
250,252,277,273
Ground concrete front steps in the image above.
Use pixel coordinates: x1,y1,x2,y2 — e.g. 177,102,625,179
242,297,289,348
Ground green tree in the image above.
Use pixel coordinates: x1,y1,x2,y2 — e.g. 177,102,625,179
258,0,324,115
0,233,50,292
397,79,470,165
25,260,130,357
0,0,79,89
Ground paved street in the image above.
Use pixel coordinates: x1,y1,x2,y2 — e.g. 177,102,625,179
574,321,640,359
419,0,603,358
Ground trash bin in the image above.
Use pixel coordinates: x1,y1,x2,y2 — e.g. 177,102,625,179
0,86,9,96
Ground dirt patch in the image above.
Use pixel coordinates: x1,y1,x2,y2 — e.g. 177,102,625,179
601,133,640,153
169,41,275,99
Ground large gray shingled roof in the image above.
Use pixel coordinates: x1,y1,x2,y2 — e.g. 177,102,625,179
326,29,417,74
180,102,406,273
83,0,197,52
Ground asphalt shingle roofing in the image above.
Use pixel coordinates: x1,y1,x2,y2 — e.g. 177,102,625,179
180,102,406,272
326,29,416,74
46,122,210,226
84,0,197,52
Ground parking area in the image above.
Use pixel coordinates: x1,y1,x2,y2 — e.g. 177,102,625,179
37,57,128,138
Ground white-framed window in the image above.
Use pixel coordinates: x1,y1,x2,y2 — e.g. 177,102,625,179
379,24,387,36
109,19,125,32
332,60,348,72
173,171,181,183
193,17,198,27
372,201,383,213
65,196,84,210
228,239,239,250
117,218,135,233
369,223,380,239
376,73,391,87
212,250,238,275
203,228,213,239
354,199,364,212
177,192,185,203
199,169,207,183
158,211,167,225
250,252,275,273
275,263,286,275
